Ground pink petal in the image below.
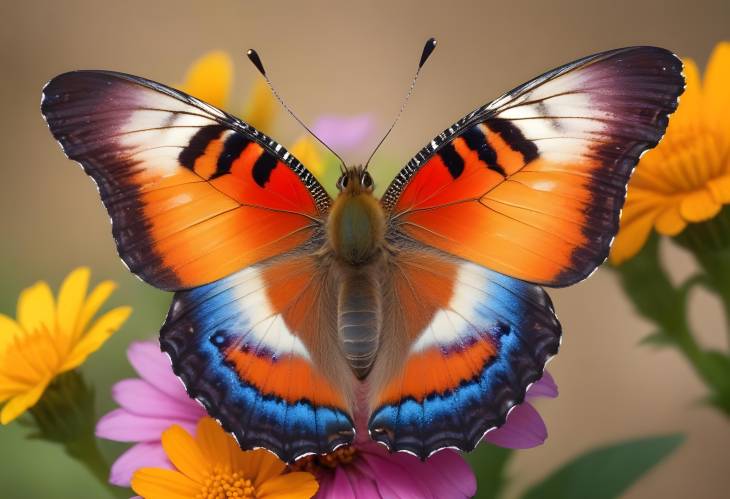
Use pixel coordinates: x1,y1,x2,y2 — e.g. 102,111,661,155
483,402,547,449
127,341,187,400
389,448,476,498
312,114,376,153
526,371,558,400
328,467,357,499
353,457,400,498
112,379,205,420
360,449,432,498
95,408,197,442
109,442,171,486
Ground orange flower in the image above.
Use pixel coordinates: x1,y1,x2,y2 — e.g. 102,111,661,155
611,42,730,264
131,417,318,499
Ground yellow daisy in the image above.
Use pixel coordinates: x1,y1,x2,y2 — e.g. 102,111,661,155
0,267,131,424
131,417,318,499
611,42,730,264
180,50,276,134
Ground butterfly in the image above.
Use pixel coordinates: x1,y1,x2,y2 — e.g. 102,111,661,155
41,44,683,462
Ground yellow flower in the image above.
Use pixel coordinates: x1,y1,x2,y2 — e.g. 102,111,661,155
0,267,131,424
290,136,326,178
131,417,318,499
611,42,730,264
180,51,276,134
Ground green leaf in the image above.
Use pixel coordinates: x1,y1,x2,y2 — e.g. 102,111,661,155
467,445,513,499
520,435,684,499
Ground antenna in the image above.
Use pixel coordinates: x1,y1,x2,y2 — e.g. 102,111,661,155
246,49,347,173
364,37,437,170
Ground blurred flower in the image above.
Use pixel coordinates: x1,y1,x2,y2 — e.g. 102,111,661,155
131,417,319,499
96,341,206,486
611,42,730,264
291,136,327,177
482,371,558,449
298,373,556,498
312,114,377,155
0,267,131,424
180,50,276,133
293,442,475,499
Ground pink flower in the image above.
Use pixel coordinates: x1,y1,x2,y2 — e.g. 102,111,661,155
306,373,557,498
95,341,206,486
312,114,377,155
483,371,558,449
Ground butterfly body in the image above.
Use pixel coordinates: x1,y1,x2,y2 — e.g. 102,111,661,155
41,47,684,462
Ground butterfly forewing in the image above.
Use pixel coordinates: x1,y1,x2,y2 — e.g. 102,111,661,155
41,70,331,291
382,46,684,287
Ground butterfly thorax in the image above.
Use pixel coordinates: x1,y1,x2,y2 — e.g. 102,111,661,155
327,166,385,265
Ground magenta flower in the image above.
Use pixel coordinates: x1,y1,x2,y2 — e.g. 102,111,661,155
483,371,558,449
306,373,557,498
95,341,206,486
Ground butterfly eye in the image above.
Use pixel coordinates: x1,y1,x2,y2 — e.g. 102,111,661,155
337,174,349,191
361,172,373,190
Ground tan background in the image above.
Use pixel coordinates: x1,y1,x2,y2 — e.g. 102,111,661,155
1,0,729,497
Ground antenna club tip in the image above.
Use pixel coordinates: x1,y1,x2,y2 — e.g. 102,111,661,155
419,37,438,68
246,49,267,76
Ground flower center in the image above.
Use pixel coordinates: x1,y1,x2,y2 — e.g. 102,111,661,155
289,445,358,474
197,465,257,499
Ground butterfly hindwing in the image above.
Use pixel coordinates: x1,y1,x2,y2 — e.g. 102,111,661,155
160,246,356,462
41,71,330,290
368,245,561,457
383,46,684,286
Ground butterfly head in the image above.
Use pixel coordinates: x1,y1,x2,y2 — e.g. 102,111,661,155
336,166,375,195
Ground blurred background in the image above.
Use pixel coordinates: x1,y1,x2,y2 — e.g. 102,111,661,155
1,0,729,497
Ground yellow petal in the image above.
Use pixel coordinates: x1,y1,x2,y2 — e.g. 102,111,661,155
195,417,235,468
181,51,233,109
75,280,117,339
0,371,32,398
290,136,325,177
131,467,200,499
234,449,285,488
161,424,207,483
244,77,277,133
0,382,48,424
610,208,659,265
707,174,730,204
56,267,90,341
655,204,687,236
257,471,319,499
60,306,131,371
703,42,730,132
17,281,55,336
0,314,23,350
679,189,722,222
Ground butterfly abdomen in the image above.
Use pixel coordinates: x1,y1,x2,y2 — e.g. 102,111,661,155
337,266,382,379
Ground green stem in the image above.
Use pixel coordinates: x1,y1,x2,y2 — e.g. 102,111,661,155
64,434,129,499
28,371,131,499
612,233,730,417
